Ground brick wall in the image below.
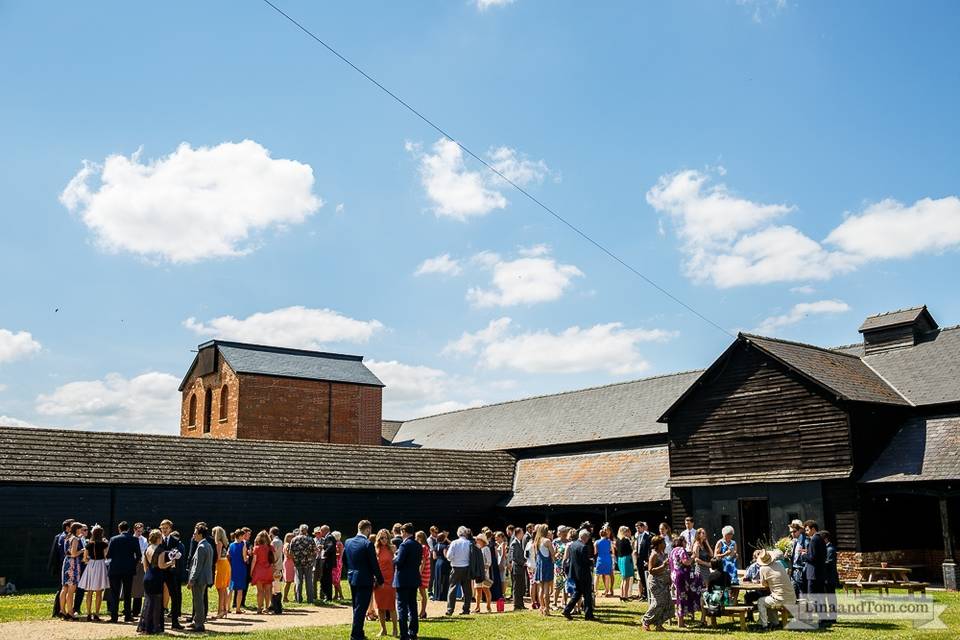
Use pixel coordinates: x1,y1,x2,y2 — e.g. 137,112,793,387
838,549,946,583
238,375,332,442
180,354,238,438
359,386,382,445
180,353,383,444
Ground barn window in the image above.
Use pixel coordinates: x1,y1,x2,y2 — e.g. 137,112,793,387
219,385,229,421
188,394,197,427
203,387,213,433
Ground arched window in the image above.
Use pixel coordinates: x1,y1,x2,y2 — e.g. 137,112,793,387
219,385,229,421
203,387,213,433
188,394,197,427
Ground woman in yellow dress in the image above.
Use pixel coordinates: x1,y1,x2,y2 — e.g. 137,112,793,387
212,526,232,618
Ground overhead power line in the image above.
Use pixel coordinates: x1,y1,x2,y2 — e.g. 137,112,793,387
260,0,735,339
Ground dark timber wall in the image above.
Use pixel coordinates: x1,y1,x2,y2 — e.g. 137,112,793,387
0,483,510,588
668,344,853,484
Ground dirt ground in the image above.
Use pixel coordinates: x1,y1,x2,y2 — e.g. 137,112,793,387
0,598,455,640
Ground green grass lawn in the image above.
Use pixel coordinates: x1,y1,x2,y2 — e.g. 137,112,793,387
3,585,959,639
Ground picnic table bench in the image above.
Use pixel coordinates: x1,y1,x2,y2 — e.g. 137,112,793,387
843,579,929,595
702,603,791,631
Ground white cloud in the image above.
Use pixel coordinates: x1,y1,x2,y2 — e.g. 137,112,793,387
407,138,548,220
414,253,462,277
0,329,41,364
754,300,851,335
445,318,675,375
476,0,515,10
649,168,960,287
737,0,787,23
335,203,345,214
0,384,7,392
365,359,483,420
467,246,583,307
0,415,42,428
790,285,816,295
825,197,960,260
443,317,513,356
60,140,323,263
35,372,180,434
184,306,384,350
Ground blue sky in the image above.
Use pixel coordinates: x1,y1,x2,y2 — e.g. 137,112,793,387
1,0,958,432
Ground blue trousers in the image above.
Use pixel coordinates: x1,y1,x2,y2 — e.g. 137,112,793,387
351,585,373,640
396,586,419,640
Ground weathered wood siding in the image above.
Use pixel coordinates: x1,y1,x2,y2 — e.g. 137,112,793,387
668,343,853,484
0,483,509,588
822,479,861,550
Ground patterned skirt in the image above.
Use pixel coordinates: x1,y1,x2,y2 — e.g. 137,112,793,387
62,556,81,587
642,572,674,626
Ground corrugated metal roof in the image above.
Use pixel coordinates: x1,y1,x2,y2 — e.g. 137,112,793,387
507,447,669,507
211,341,384,387
0,426,514,491
860,415,960,483
392,371,703,451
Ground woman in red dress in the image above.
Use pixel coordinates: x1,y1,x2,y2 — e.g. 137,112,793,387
249,530,276,614
415,530,431,619
373,529,397,637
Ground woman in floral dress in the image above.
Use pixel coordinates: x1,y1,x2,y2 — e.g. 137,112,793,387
552,525,569,609
669,534,699,627
642,535,672,631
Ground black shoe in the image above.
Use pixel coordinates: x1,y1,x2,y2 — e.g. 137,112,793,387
562,612,573,620
584,615,597,621
171,623,185,630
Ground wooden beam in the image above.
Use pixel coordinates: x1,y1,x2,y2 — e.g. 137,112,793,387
941,496,955,561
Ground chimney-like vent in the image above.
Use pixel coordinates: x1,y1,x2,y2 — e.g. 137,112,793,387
858,305,938,355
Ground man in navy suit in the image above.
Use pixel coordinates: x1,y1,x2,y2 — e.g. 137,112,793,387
393,523,422,640
803,520,826,596
106,521,142,623
342,519,384,640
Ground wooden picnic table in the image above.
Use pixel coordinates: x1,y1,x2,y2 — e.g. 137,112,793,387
858,565,912,582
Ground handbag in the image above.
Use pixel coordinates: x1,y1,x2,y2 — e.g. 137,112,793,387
481,578,493,588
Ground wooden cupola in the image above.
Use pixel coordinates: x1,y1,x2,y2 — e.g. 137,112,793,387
858,305,938,355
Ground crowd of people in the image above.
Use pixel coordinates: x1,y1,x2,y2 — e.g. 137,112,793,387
48,514,841,638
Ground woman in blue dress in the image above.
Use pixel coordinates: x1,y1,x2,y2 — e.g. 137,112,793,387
137,529,172,634
228,529,249,614
431,533,450,601
594,525,614,598
713,525,740,600
532,524,555,616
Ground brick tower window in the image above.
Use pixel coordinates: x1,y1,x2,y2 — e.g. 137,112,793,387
188,394,197,427
203,387,212,433
219,385,229,421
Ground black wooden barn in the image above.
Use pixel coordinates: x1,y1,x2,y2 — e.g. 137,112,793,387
1,304,957,588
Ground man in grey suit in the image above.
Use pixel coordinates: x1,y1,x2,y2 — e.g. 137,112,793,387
187,524,213,632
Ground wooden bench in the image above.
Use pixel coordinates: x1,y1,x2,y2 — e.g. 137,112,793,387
844,580,929,595
704,605,755,631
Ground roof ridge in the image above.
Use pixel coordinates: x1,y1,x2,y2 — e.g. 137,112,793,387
207,339,364,362
863,305,926,319
396,369,706,424
0,424,514,457
740,332,863,360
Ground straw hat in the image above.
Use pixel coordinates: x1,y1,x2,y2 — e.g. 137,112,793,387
757,549,775,565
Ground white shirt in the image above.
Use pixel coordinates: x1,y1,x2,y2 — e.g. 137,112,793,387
524,541,536,570
136,535,148,553
446,537,472,568
682,527,696,552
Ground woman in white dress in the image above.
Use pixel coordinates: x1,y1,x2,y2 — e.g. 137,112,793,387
78,525,111,621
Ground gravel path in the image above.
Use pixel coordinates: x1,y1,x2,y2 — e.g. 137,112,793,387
0,599,455,640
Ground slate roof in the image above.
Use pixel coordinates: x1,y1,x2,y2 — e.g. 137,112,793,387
381,420,403,444
391,371,704,451
860,326,960,406
860,415,960,483
213,341,383,387
859,306,936,333
506,447,670,507
0,426,515,492
742,334,910,406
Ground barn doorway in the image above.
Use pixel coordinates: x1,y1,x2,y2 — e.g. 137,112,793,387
738,497,770,566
